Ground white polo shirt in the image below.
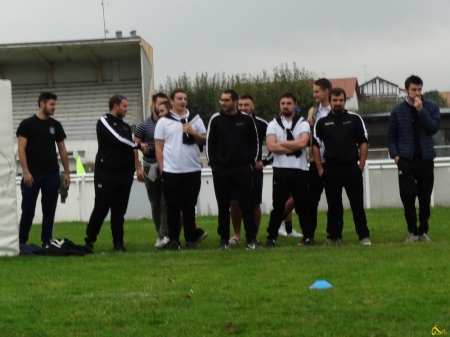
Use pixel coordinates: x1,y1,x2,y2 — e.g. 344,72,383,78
154,110,206,173
315,103,331,163
266,116,310,170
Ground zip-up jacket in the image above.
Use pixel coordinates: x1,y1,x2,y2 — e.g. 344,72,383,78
95,113,139,172
252,114,273,166
207,110,259,168
387,97,440,162
313,110,368,165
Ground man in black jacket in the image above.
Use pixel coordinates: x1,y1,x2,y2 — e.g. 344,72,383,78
207,89,261,250
84,94,147,252
313,88,371,246
229,94,272,244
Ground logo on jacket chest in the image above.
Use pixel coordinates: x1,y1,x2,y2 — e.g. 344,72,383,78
49,127,55,135
236,122,244,126
343,121,352,125
324,122,334,126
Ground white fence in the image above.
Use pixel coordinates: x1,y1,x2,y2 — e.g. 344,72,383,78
15,158,450,224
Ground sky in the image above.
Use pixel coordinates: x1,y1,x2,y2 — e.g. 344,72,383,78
1,0,449,91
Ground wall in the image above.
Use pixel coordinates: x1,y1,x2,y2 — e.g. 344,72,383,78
15,160,450,224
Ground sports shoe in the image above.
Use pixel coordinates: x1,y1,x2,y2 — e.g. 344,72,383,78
246,239,264,250
404,233,418,243
218,240,230,250
155,236,170,248
324,238,340,246
287,229,303,238
360,238,371,246
229,236,241,245
163,240,180,250
418,233,431,242
113,244,127,252
266,239,276,247
298,238,316,246
193,229,208,247
278,222,288,237
83,242,94,254
185,242,196,250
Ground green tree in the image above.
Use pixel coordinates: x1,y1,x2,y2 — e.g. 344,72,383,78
423,90,449,107
157,63,316,123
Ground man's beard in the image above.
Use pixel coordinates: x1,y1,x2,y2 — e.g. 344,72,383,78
43,108,53,116
282,110,294,117
332,106,344,114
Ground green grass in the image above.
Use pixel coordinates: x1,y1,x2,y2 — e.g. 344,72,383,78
1,207,449,337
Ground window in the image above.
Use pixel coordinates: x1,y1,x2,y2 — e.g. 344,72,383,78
77,151,85,158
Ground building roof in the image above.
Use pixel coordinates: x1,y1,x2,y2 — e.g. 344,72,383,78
440,92,450,106
0,37,150,63
360,76,400,88
329,77,361,100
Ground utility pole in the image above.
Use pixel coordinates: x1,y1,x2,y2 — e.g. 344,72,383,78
362,65,369,83
102,0,107,39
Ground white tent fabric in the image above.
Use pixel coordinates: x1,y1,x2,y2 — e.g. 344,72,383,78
0,80,19,256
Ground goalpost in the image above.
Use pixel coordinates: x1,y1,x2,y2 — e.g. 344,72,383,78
0,80,19,256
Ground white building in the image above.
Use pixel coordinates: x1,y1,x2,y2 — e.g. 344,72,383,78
360,76,407,99
329,77,361,111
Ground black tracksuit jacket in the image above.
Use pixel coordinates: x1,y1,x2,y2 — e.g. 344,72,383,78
207,110,259,168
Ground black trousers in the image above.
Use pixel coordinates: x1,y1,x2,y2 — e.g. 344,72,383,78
162,171,201,243
85,170,134,246
323,163,369,240
397,158,434,235
213,165,257,243
267,168,313,240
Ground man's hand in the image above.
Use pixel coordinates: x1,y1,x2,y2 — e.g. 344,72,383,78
136,168,146,182
183,123,195,135
318,167,324,178
140,143,149,154
359,164,365,172
254,161,264,170
414,97,423,112
63,173,71,189
23,172,33,188
307,117,314,126
394,156,399,165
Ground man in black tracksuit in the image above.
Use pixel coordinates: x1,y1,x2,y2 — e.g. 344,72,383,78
207,89,260,250
313,88,371,245
84,94,146,252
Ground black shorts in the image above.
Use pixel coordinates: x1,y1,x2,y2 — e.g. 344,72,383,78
231,169,263,205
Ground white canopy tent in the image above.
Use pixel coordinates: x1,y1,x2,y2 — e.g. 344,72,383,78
0,80,19,256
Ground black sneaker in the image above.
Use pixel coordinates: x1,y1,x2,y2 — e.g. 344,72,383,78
83,242,94,254
298,238,316,246
185,242,196,250
218,240,230,250
266,239,276,248
246,239,264,250
193,228,208,247
163,240,180,251
113,244,127,252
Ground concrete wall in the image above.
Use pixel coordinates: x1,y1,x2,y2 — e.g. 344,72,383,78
16,160,450,224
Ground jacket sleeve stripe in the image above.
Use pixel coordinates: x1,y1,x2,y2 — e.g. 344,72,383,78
100,116,137,148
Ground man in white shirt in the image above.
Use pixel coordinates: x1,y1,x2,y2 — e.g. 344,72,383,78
154,90,207,250
265,92,314,247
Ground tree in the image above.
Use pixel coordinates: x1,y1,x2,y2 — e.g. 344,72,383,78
157,63,316,123
423,90,449,107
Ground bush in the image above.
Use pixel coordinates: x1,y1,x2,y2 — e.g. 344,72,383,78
157,63,316,123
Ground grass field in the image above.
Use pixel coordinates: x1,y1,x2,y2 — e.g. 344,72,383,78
1,207,449,337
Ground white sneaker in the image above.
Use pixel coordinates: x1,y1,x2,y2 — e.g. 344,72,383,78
278,222,288,237
155,236,169,248
287,229,303,238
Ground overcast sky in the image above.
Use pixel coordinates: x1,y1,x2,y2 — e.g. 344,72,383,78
1,0,449,91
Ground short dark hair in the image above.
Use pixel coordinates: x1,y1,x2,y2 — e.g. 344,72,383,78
239,94,254,102
108,94,127,111
38,92,57,107
152,92,168,103
314,78,332,92
279,91,297,103
329,87,346,102
222,89,239,101
160,101,172,111
405,75,423,89
170,89,187,100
